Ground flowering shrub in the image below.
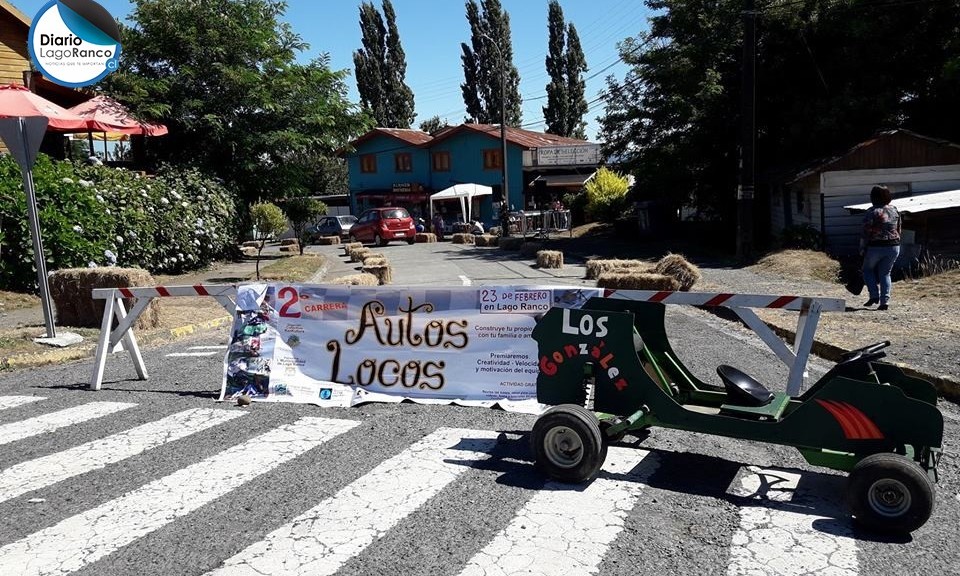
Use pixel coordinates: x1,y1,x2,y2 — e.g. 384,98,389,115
0,154,237,291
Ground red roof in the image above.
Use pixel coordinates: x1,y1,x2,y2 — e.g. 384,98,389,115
349,127,433,149
429,123,591,148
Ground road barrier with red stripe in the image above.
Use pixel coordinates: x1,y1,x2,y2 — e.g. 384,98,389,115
89,284,238,390
87,284,845,397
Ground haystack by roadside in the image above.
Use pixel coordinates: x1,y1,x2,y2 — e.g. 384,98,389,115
452,233,475,244
596,271,680,291
328,273,379,286
415,233,437,243
585,259,649,280
537,250,563,269
49,267,161,329
315,236,340,245
653,253,701,291
475,234,498,247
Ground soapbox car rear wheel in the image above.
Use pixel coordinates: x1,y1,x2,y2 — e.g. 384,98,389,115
532,404,606,483
845,452,934,534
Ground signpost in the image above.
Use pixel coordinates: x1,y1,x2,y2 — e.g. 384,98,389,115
0,116,57,338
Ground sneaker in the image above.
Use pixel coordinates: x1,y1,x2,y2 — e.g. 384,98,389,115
863,298,879,307
878,303,889,311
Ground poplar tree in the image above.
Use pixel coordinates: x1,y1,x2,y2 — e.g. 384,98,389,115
353,0,415,127
543,1,588,138
460,0,522,126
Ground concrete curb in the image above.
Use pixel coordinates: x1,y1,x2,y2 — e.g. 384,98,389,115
763,322,960,404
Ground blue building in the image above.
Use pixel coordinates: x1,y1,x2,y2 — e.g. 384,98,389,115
344,124,599,229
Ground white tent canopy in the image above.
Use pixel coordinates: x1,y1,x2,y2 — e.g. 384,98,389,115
429,183,493,223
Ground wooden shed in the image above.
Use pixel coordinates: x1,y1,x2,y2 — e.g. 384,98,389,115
771,130,960,256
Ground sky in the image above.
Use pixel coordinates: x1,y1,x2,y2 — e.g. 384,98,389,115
12,0,652,141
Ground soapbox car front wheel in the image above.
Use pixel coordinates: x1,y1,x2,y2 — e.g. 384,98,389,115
846,452,935,534
532,404,606,483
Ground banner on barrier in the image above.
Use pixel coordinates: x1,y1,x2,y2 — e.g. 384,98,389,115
220,284,602,412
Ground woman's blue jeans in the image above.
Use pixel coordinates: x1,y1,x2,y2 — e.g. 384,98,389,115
862,245,900,304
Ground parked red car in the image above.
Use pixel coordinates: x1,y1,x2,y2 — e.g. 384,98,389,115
349,207,416,246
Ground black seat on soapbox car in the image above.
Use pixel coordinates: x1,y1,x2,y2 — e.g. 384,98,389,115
716,365,774,407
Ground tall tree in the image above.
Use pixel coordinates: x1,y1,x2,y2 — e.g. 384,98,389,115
460,0,522,126
419,115,450,135
353,0,415,127
543,1,568,135
543,2,589,138
565,23,588,139
104,0,371,208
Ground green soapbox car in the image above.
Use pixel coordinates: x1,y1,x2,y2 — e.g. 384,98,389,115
529,297,944,534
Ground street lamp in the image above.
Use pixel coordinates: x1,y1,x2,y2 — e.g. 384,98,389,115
480,33,510,237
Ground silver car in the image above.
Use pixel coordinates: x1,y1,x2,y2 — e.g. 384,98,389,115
307,215,357,242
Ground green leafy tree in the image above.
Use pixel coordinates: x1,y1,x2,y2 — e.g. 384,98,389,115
284,197,327,255
543,1,588,138
104,0,372,213
460,0,522,126
543,1,568,136
250,202,288,279
584,167,630,222
419,115,450,135
564,23,588,140
599,0,960,240
353,0,416,127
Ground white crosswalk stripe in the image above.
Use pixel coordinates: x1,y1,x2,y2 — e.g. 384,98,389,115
0,408,245,504
0,402,137,446
0,396,45,411
205,427,502,576
0,396,907,576
458,447,655,576
727,467,858,576
0,416,359,576
166,352,219,357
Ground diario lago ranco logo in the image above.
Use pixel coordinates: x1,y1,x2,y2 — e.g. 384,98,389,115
28,0,121,87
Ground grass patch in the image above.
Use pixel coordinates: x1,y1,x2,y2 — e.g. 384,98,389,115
257,254,325,282
0,290,40,312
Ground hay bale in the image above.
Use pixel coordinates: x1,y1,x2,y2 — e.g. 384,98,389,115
278,244,299,253
328,273,379,286
536,250,564,269
487,226,501,237
241,240,263,249
653,253,701,291
280,238,299,247
584,259,649,280
349,247,371,263
361,252,385,264
316,236,341,245
452,233,475,245
361,263,393,285
474,234,498,247
498,236,524,250
415,232,437,243
49,267,161,329
241,246,258,258
596,272,680,291
343,242,363,256
362,256,388,267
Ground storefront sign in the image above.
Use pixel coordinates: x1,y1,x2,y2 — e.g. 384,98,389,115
536,145,601,166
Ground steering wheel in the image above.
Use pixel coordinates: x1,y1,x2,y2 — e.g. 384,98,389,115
838,340,891,363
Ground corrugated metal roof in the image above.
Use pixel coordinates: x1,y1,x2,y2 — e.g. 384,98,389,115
844,189,960,214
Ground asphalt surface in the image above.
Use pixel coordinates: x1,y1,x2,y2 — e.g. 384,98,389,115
0,240,957,576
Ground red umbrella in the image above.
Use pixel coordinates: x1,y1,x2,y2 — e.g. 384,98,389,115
68,94,168,136
0,83,88,130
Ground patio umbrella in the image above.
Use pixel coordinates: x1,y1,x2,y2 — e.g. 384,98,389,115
0,83,88,130
0,83,89,338
68,95,168,158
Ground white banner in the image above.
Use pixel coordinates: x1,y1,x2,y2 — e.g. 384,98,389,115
220,284,601,413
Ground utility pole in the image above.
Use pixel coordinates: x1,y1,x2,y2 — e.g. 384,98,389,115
481,33,511,237
736,0,756,260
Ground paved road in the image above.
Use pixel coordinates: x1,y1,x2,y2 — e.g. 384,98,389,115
0,241,957,576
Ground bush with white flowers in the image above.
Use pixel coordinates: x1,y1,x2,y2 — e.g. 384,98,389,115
0,154,238,291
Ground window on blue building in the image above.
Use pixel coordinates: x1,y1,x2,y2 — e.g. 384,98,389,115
395,153,412,172
432,151,451,172
361,154,377,173
483,149,502,170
